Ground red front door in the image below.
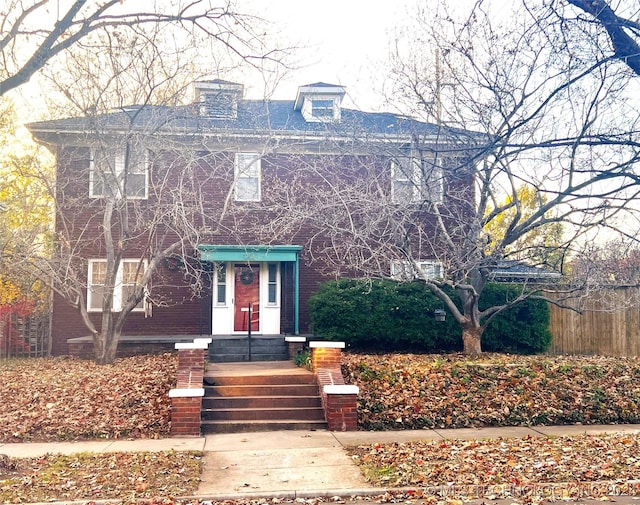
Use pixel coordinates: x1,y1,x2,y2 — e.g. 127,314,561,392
234,264,260,332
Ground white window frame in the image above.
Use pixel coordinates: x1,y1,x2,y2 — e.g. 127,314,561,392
311,98,336,119
391,154,443,204
90,148,149,200
267,262,279,306
213,262,227,306
391,260,444,281
234,152,262,202
88,259,147,312
301,96,340,122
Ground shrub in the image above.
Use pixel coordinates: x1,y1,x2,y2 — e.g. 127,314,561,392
309,279,551,354
480,283,552,354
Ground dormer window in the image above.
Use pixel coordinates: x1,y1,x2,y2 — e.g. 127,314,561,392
311,99,336,119
200,92,237,118
294,83,346,123
193,80,243,119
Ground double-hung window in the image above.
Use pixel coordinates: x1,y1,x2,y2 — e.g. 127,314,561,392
391,260,444,281
391,154,443,204
88,259,146,312
90,147,148,199
234,152,261,202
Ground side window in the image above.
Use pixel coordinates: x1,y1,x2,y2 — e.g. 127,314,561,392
121,260,145,310
90,148,148,199
391,157,417,204
87,259,146,312
90,150,121,198
391,154,444,204
421,156,444,204
124,150,148,199
88,260,107,311
391,260,444,280
267,263,278,305
234,152,261,202
215,263,227,306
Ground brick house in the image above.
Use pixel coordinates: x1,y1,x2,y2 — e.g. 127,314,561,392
27,80,479,357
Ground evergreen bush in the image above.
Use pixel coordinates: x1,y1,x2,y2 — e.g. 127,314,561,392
308,279,551,354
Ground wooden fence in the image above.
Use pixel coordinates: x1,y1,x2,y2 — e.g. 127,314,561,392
548,286,640,357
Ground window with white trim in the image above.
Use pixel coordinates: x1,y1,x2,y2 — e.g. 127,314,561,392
311,99,335,119
391,154,443,204
300,96,341,122
234,152,261,201
90,148,148,199
214,263,227,306
88,259,147,312
267,263,279,305
391,260,444,281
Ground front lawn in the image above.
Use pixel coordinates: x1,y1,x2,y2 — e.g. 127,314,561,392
348,432,640,489
0,353,177,442
0,451,202,503
343,353,640,430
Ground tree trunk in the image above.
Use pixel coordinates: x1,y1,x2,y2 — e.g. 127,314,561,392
93,328,120,365
461,324,482,355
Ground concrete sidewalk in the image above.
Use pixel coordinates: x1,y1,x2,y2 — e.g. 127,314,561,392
2,424,640,499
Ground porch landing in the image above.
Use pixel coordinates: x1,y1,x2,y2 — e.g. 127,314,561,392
66,334,296,361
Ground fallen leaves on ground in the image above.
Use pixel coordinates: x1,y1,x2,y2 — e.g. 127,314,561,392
348,432,640,502
0,451,202,503
0,354,177,442
342,353,640,430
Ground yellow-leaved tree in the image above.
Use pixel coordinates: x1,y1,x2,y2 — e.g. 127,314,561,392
0,97,54,312
484,185,565,271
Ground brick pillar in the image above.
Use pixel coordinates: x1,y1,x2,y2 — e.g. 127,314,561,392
169,339,210,437
309,341,345,371
169,389,205,436
285,336,307,360
324,385,359,431
310,341,358,431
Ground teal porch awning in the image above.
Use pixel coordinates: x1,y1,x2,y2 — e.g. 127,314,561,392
198,244,302,262
197,244,302,334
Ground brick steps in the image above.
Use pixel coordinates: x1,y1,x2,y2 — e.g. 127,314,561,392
201,364,327,433
204,384,319,397
202,405,325,421
203,395,321,409
201,419,327,433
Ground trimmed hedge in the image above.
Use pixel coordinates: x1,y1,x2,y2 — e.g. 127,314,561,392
308,279,551,354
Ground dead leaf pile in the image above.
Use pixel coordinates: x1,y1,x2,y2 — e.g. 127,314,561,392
348,432,640,491
0,451,202,503
0,354,177,442
342,353,640,430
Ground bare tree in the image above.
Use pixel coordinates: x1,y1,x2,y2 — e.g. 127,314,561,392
0,0,282,97
262,0,640,354
564,0,640,75
23,22,282,364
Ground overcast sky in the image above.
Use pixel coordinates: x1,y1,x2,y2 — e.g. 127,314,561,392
236,0,419,111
